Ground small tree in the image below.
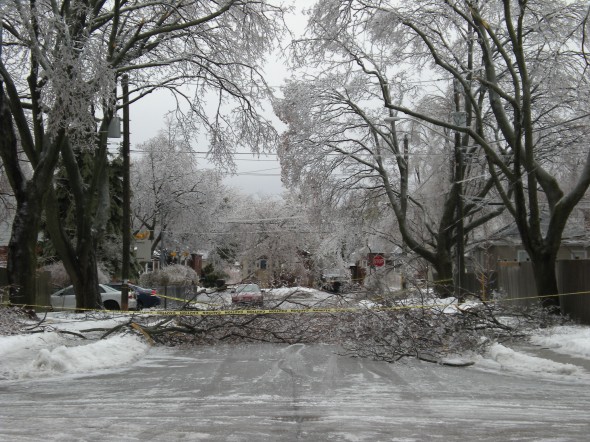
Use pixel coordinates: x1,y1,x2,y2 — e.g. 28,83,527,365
200,263,227,288
139,264,199,288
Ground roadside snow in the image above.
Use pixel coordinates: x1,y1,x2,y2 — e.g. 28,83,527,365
32,334,148,374
0,312,150,381
270,287,319,297
478,343,582,376
529,325,590,359
2,308,590,383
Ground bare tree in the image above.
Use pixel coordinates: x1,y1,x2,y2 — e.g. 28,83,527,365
276,12,503,296
214,194,316,286
131,126,226,260
280,0,590,303
0,0,286,307
0,161,15,235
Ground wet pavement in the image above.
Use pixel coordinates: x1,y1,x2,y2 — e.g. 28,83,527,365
1,343,590,441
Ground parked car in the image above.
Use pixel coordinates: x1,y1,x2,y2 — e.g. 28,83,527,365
231,283,264,306
51,284,137,311
106,283,161,309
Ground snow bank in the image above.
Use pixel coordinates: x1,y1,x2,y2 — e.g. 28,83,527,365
33,334,148,373
0,332,66,359
270,287,321,297
529,325,590,360
0,332,149,381
479,343,582,377
43,312,132,332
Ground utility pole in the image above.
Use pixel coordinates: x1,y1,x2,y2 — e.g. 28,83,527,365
159,217,166,268
453,80,465,301
402,134,409,290
121,75,130,310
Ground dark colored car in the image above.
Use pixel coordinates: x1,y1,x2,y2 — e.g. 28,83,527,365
107,283,161,309
231,283,264,306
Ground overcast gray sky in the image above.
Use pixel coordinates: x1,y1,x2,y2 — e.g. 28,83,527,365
128,0,314,196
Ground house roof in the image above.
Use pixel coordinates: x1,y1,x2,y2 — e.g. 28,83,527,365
474,213,590,247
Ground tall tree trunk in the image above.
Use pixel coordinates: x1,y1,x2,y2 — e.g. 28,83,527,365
72,240,102,310
432,251,454,298
45,179,104,311
530,251,560,308
1,85,61,306
44,123,112,310
7,190,43,305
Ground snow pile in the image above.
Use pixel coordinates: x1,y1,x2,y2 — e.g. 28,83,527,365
358,299,381,309
270,287,321,297
42,311,131,332
529,325,590,359
32,334,148,374
0,327,149,381
483,343,582,376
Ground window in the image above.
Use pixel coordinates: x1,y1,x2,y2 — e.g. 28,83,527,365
257,259,267,270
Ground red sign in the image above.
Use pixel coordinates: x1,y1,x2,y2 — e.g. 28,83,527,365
373,254,385,267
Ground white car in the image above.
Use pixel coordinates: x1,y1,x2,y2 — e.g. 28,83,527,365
51,284,137,311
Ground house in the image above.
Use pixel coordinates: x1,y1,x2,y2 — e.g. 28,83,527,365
467,212,590,322
469,215,590,272
239,251,315,288
351,240,405,290
240,255,272,286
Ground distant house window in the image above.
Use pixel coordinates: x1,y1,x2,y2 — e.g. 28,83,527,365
517,250,530,262
257,259,267,270
571,250,587,260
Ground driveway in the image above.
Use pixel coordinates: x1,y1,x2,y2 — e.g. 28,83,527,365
1,343,589,441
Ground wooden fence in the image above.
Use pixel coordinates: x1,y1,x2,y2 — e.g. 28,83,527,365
0,270,60,310
491,260,590,324
556,260,590,324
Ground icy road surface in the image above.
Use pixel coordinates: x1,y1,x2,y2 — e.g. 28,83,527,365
1,343,590,441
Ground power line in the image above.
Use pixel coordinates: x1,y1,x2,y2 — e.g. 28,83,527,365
129,149,279,156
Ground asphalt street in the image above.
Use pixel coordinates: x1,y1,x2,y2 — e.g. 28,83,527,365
1,343,589,441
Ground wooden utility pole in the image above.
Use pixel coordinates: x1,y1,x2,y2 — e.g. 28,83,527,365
453,80,465,301
121,75,130,310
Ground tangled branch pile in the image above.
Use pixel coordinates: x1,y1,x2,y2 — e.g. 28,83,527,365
116,290,569,365
0,306,38,335
6,287,571,366
337,295,566,364
125,312,344,347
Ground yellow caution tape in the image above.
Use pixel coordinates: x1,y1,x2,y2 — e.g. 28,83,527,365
5,289,590,317
147,307,357,316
